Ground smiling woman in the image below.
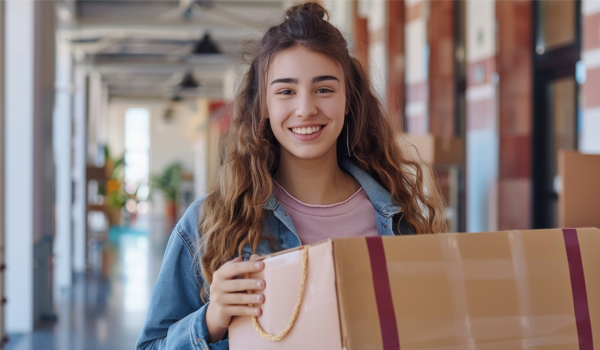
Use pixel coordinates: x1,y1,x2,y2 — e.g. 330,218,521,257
136,3,448,350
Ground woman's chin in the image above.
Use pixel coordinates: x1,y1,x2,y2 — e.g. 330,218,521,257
284,147,337,162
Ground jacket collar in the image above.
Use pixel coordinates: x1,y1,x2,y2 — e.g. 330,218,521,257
262,157,401,218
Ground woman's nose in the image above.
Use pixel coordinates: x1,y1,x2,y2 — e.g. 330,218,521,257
295,93,317,119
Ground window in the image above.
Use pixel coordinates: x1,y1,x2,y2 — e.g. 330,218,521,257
124,108,150,209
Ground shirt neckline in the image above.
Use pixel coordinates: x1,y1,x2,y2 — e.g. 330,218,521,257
272,180,364,209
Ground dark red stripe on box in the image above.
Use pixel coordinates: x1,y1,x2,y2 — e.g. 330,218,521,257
562,228,595,350
365,236,400,350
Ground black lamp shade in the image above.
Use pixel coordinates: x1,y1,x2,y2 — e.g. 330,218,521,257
191,33,221,55
178,72,199,89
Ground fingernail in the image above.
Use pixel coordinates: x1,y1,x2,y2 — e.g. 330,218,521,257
255,308,260,316
255,262,261,269
257,280,264,288
256,295,262,302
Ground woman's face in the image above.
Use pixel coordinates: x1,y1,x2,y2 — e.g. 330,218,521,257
266,46,347,162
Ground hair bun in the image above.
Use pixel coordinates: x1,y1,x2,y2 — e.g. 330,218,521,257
285,2,329,21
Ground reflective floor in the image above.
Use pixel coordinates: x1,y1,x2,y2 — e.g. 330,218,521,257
8,216,171,350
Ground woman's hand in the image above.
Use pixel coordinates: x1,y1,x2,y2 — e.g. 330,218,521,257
205,255,265,343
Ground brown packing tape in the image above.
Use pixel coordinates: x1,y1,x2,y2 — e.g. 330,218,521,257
574,228,600,344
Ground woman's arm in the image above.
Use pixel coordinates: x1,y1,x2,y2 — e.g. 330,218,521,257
136,224,227,350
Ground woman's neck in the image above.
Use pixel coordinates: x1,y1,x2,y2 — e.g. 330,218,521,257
273,150,360,205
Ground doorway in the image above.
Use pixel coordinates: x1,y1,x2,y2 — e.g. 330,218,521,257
532,0,582,228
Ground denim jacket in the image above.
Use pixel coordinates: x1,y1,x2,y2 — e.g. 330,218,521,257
135,157,414,350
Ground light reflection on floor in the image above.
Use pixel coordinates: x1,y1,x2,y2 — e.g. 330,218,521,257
7,215,171,350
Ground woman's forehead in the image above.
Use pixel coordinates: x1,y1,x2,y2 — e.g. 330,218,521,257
266,46,344,81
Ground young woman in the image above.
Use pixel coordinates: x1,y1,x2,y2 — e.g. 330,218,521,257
136,3,447,350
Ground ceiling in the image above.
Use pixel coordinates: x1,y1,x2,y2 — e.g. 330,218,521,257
58,0,286,99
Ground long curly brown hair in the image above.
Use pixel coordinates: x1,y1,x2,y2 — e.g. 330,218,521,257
198,2,447,294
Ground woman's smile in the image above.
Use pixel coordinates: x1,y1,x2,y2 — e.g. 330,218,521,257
289,125,326,141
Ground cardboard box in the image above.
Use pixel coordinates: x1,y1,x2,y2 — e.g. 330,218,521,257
229,228,600,350
559,150,600,228
400,133,464,166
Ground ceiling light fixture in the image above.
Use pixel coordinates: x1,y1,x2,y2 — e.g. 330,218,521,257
184,33,228,64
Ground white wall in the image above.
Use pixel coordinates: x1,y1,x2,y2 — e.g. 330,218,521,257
149,101,197,175
107,98,201,174
323,0,353,39
580,1,600,154
467,0,496,63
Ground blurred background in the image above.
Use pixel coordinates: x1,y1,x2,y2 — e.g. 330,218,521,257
0,0,599,349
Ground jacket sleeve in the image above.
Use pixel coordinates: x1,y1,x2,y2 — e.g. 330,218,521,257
135,223,229,350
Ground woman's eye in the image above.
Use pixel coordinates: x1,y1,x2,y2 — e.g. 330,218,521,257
277,89,293,95
316,88,333,94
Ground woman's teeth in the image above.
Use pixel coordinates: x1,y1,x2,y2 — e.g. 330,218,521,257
291,126,322,135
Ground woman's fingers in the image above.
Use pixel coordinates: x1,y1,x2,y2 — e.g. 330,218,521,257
248,254,261,261
219,278,265,292
215,259,264,280
217,293,264,305
223,305,262,317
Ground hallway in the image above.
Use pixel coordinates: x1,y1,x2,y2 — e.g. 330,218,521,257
7,218,170,350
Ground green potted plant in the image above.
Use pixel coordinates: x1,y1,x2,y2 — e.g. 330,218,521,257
151,162,183,223
100,147,126,226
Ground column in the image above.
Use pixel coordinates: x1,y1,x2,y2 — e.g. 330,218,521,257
5,0,56,332
465,0,498,232
72,67,88,275
497,0,532,230
581,0,600,153
387,0,405,120
5,0,36,332
53,33,74,294
428,0,455,137
0,0,6,345
353,0,370,71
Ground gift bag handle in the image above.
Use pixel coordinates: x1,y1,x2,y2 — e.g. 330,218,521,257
247,246,308,342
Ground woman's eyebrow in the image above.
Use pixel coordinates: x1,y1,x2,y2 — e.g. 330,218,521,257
312,75,340,83
270,75,340,85
270,77,299,85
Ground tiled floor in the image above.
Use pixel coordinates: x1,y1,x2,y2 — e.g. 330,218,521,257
8,216,171,350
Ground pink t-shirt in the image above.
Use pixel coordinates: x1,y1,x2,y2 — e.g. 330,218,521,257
272,181,379,245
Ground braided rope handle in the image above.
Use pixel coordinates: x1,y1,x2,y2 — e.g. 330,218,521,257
247,246,309,342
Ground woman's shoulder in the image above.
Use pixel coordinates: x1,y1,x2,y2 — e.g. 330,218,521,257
172,195,208,254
